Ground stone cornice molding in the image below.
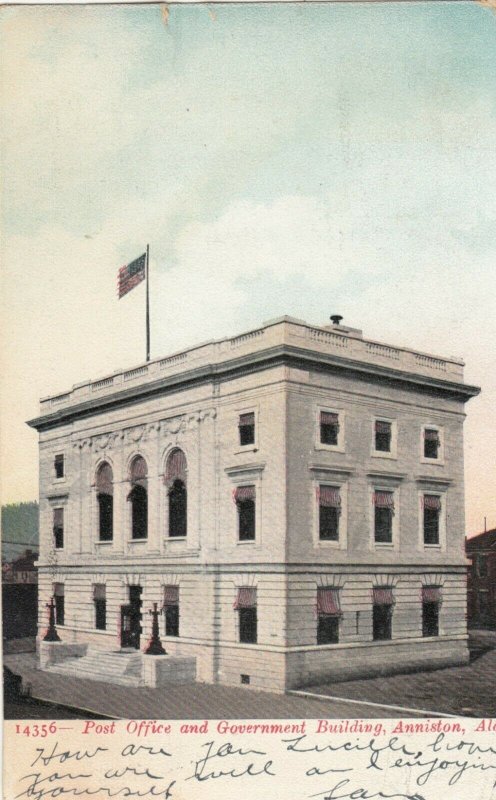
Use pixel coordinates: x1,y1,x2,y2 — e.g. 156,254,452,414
28,344,480,431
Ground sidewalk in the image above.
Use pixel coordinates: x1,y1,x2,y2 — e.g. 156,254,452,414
3,652,413,720
304,644,496,718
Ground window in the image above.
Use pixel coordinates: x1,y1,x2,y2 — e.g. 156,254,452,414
477,554,488,578
316,587,341,644
318,486,341,541
54,454,64,479
239,413,255,446
320,411,339,446
96,462,113,541
128,456,148,539
163,586,179,637
423,495,441,545
422,587,440,637
372,588,394,640
373,491,394,543
53,507,64,549
165,449,187,537
94,584,106,630
424,428,440,460
54,583,65,626
234,587,257,643
375,420,392,453
478,591,490,618
234,486,256,541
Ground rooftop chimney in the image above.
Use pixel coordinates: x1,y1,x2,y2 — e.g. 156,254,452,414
330,315,343,326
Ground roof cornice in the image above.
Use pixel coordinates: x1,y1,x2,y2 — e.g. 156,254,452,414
27,343,481,432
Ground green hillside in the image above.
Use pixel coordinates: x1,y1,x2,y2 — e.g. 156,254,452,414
1,502,39,562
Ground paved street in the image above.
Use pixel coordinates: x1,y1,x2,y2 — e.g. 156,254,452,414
4,631,494,720
301,630,496,718
4,652,397,720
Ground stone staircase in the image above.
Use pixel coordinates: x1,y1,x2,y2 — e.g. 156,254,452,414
46,647,144,686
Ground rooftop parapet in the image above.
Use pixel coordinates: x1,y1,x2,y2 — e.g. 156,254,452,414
37,316,470,416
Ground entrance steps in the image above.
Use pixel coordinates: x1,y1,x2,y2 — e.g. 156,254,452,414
46,647,144,686
40,642,197,687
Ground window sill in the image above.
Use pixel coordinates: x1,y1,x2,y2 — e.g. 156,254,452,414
420,457,445,466
166,536,187,541
424,543,442,549
95,540,113,546
317,539,341,548
374,542,395,548
371,451,397,460
315,444,345,454
127,538,148,544
236,539,257,545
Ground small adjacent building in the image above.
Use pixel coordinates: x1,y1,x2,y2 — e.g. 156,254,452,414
466,528,496,629
2,549,39,640
28,315,479,691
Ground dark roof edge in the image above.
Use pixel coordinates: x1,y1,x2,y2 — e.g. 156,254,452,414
27,343,481,432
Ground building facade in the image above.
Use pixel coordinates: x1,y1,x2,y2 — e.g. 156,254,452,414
466,529,496,629
29,316,479,691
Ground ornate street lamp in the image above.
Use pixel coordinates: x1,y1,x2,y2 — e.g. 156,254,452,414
43,595,61,642
144,602,166,655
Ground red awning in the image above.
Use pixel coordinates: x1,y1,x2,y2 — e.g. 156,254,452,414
373,491,395,509
316,588,342,616
130,455,147,485
423,495,442,511
163,585,179,606
233,485,255,503
321,411,339,425
165,449,187,484
96,463,113,494
375,420,391,433
373,587,394,605
317,486,341,508
422,586,441,603
233,587,257,609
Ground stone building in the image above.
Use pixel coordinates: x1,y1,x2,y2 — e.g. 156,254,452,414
28,315,479,691
466,528,496,629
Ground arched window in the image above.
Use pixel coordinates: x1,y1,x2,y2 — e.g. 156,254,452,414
128,455,147,539
165,449,187,538
96,462,113,541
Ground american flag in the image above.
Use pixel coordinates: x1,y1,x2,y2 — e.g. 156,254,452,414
117,253,146,299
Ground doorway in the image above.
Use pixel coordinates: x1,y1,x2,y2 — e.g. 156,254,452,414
120,585,142,649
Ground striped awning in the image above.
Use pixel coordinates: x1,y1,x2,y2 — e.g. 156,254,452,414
163,585,179,606
373,587,394,605
321,411,339,425
375,420,391,433
423,494,441,511
233,587,257,609
233,485,255,503
165,449,187,484
316,587,342,616
130,455,147,485
422,586,441,603
373,491,395,509
317,486,341,508
239,412,255,426
96,462,113,494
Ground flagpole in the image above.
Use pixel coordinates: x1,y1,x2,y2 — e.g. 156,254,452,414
146,244,150,362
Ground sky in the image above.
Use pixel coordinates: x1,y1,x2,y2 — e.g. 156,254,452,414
0,2,495,533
